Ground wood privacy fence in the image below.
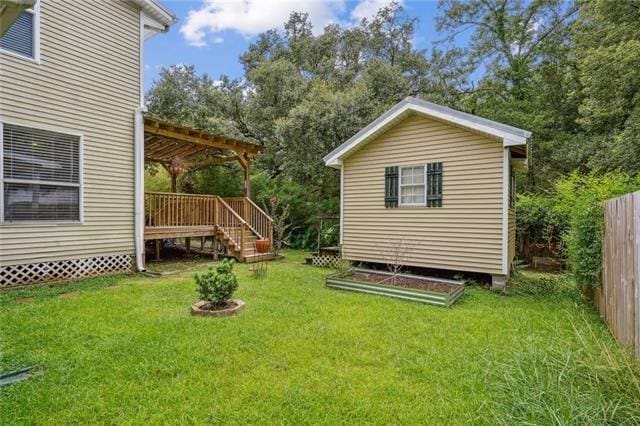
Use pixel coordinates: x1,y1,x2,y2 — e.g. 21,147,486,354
595,191,640,357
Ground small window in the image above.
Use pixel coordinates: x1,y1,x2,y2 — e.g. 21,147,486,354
1,123,81,222
0,3,38,60
399,165,425,206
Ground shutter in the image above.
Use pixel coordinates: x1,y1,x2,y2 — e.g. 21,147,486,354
384,166,398,208
2,123,81,222
426,162,442,207
0,11,34,58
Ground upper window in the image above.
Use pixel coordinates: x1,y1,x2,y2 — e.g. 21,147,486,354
0,3,39,60
399,166,425,206
1,123,81,222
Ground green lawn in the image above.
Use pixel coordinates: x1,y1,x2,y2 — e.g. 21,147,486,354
1,251,637,424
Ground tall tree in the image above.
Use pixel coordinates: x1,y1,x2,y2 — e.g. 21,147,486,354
436,0,581,190
573,0,640,174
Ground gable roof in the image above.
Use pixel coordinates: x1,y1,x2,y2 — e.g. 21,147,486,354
324,97,532,168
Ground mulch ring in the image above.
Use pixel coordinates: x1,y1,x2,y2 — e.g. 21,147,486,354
350,272,460,294
198,301,240,311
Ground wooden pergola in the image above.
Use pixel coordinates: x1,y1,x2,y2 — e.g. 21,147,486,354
144,116,265,196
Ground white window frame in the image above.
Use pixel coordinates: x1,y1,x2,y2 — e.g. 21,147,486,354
0,0,41,64
398,164,427,207
0,120,84,225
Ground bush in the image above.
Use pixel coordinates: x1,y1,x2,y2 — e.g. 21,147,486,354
555,172,640,287
508,271,573,296
516,193,567,261
194,259,238,306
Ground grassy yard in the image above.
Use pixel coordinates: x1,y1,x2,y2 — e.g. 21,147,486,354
1,251,638,424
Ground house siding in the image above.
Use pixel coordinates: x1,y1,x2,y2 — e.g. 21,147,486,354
0,0,140,266
342,114,505,275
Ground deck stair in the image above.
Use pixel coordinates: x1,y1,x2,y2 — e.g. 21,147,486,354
144,192,274,262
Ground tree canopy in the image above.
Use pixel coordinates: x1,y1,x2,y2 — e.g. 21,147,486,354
146,0,640,247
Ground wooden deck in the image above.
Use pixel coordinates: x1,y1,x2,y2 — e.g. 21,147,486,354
144,192,273,263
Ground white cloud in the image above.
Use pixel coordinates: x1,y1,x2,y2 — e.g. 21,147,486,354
180,0,347,47
212,36,224,44
351,0,404,22
350,0,401,21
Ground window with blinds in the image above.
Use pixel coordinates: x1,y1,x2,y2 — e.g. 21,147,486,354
0,8,36,59
2,123,81,222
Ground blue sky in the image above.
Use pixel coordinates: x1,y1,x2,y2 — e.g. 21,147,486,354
144,0,448,91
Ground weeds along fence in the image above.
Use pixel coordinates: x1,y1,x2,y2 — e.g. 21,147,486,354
595,191,640,358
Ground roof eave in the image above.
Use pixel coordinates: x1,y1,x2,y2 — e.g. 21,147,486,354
131,0,177,26
324,97,532,167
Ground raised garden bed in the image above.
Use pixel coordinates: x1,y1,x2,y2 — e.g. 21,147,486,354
326,269,464,307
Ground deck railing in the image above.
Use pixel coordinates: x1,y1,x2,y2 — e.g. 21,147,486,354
145,193,274,255
145,192,217,227
223,197,273,242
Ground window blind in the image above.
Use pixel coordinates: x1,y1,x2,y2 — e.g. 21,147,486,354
2,123,81,222
0,11,34,58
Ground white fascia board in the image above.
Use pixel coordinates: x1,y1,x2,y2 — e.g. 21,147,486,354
324,97,531,166
130,0,176,27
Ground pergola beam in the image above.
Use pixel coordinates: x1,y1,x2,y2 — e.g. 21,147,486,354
144,117,264,197
144,122,262,155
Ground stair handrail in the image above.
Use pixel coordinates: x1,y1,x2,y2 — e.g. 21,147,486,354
244,197,274,244
215,196,248,256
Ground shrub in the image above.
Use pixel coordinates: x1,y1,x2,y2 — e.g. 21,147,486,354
194,259,238,306
555,172,640,287
508,271,573,296
515,193,567,261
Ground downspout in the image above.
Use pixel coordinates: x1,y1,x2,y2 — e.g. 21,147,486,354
134,107,146,272
134,10,146,272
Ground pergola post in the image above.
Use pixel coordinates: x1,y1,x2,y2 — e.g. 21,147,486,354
236,152,251,198
170,173,177,193
244,152,251,198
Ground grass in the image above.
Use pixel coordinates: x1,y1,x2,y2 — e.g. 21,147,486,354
1,251,638,424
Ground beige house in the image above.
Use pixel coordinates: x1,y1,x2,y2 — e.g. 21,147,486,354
324,97,530,289
0,0,176,287
1,0,274,289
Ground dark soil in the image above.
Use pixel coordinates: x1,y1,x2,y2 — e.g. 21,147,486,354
350,272,460,294
199,301,239,311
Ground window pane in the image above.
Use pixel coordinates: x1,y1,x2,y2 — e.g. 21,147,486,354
400,184,424,204
3,124,80,183
0,11,34,58
400,167,413,184
401,166,425,185
4,182,80,221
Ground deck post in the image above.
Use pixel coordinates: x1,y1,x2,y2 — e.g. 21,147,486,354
155,239,161,261
185,237,191,255
240,223,245,261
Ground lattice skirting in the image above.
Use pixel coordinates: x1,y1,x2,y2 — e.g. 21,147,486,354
312,254,342,268
1,254,133,289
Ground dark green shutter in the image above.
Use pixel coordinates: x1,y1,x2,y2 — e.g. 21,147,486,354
384,166,399,208
426,162,443,207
